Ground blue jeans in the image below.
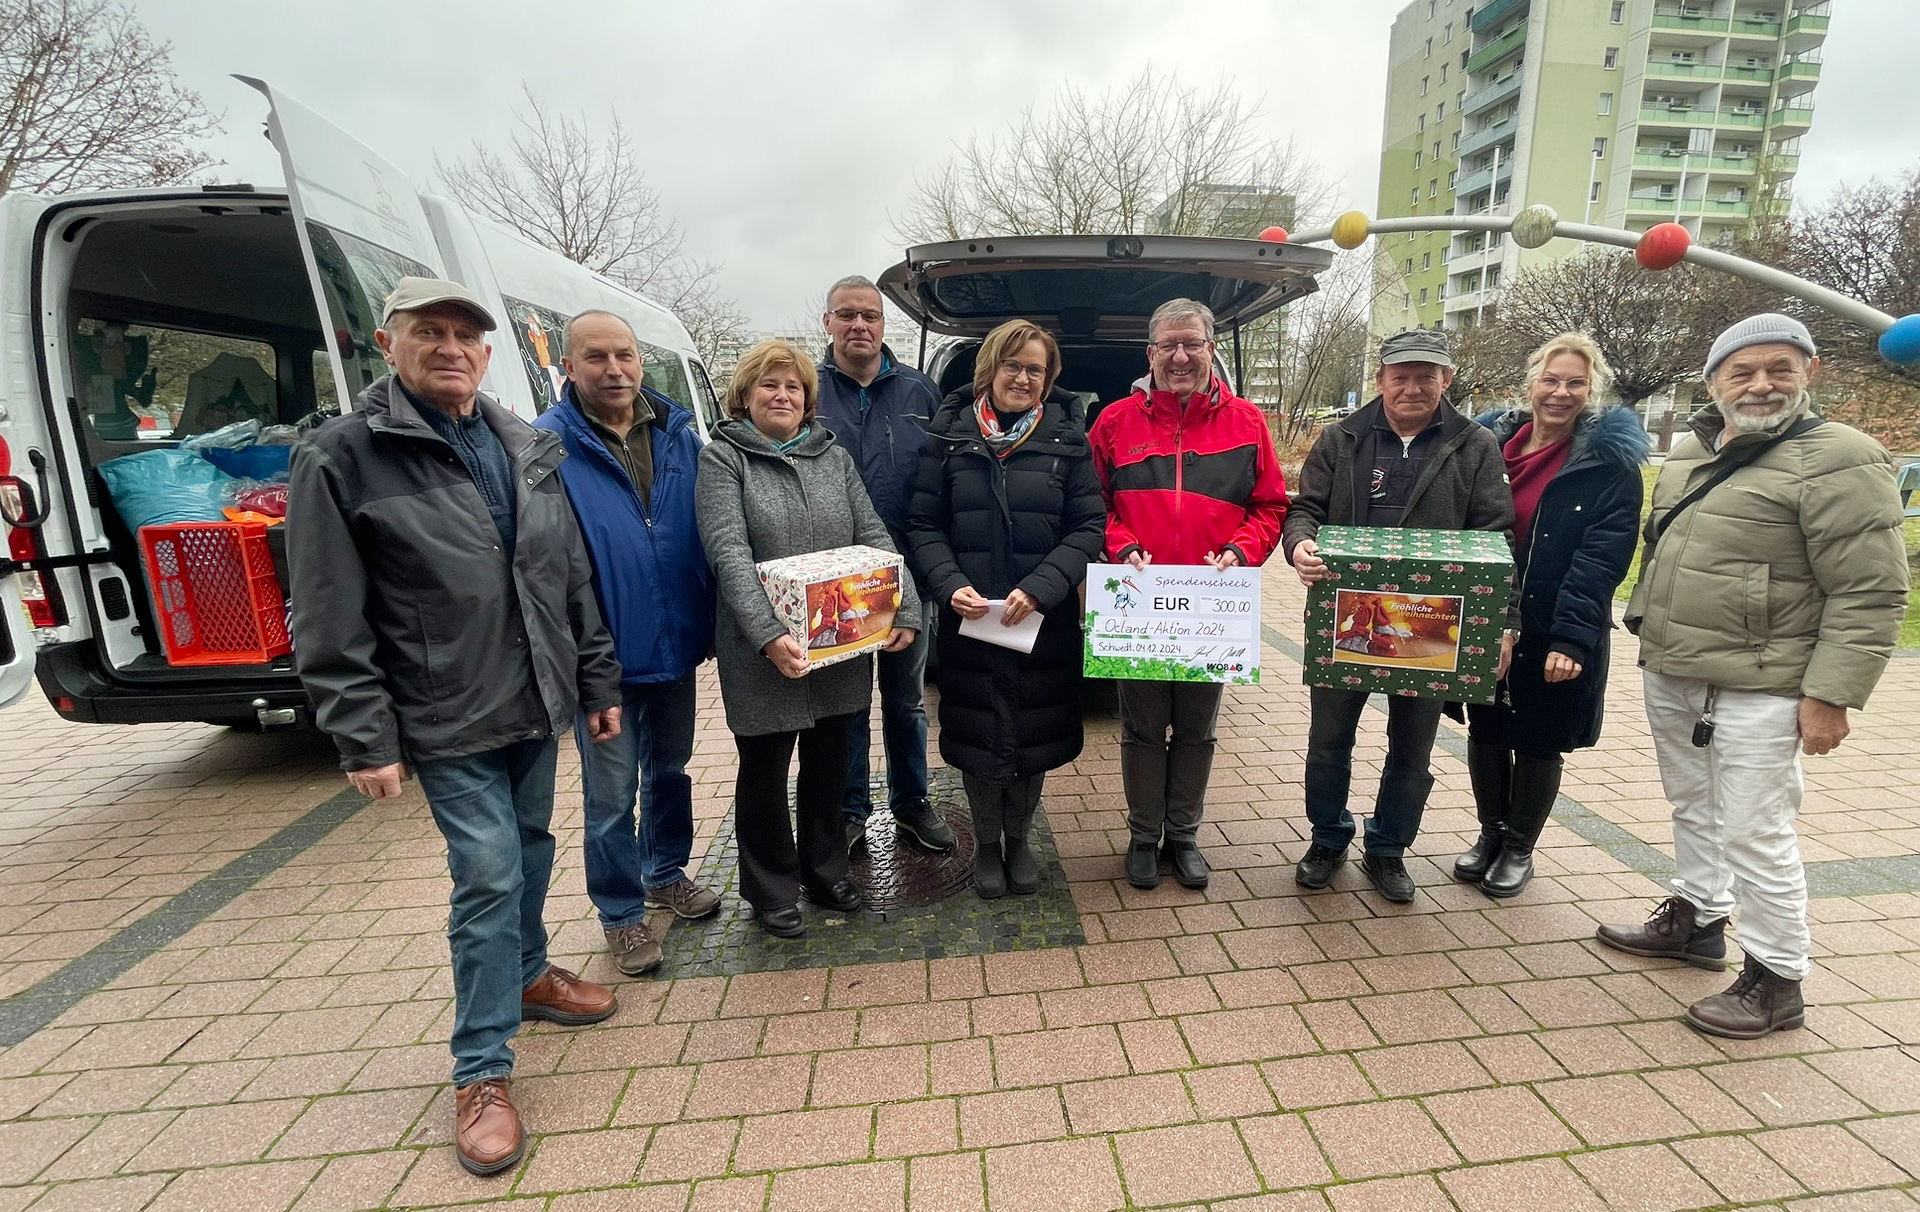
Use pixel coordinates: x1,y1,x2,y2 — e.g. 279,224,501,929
845,599,932,822
414,736,559,1087
1303,686,1444,857
573,674,697,930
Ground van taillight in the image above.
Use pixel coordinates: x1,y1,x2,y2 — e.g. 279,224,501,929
5,524,56,629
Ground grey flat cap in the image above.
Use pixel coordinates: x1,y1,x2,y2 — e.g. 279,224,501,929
381,276,498,331
1703,312,1815,380
1379,328,1454,368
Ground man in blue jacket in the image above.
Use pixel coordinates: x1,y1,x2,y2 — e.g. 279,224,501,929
816,275,955,856
535,310,720,977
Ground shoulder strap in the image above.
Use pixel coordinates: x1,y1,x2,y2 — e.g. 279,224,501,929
1650,415,1823,547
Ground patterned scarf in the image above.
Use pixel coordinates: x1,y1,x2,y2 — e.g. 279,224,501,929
975,393,1044,459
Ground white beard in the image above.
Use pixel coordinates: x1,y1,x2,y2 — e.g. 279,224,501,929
1719,389,1803,434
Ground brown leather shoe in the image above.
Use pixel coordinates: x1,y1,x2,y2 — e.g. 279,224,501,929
1685,954,1806,1039
521,965,617,1025
453,1077,524,1176
1595,896,1728,970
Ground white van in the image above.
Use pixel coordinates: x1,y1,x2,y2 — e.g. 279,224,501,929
0,79,724,728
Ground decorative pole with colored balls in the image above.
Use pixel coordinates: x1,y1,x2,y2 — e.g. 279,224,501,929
1287,208,1920,368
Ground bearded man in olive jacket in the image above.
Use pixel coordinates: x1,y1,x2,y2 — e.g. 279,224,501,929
1598,313,1908,1040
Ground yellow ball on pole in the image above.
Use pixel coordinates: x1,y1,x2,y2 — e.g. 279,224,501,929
1331,210,1370,250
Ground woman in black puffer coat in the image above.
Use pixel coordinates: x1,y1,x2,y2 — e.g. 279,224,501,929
907,320,1106,898
1458,332,1648,898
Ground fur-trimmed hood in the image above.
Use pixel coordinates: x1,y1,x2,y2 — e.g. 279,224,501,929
1473,403,1650,473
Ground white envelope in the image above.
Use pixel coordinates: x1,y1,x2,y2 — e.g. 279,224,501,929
959,600,1043,654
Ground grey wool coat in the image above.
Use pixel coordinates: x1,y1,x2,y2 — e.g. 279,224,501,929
696,419,922,737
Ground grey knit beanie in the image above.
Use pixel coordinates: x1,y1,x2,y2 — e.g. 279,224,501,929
1703,312,1817,381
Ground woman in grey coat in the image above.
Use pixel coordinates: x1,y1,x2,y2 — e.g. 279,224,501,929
695,339,921,939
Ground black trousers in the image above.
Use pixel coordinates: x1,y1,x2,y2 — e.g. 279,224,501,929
1303,686,1444,856
732,714,854,913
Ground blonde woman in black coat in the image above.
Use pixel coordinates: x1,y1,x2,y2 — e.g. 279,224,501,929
907,320,1105,898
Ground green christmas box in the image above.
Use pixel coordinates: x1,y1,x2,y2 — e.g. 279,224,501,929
1302,526,1514,705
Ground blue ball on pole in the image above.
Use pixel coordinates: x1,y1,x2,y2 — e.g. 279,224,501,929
1879,314,1920,365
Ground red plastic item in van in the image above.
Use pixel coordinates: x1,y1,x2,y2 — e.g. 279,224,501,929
137,522,292,666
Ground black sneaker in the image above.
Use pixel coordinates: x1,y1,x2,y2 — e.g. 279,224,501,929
1360,852,1416,903
1294,844,1346,889
894,799,957,853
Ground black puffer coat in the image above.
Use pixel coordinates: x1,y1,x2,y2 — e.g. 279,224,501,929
907,388,1106,783
1474,404,1648,754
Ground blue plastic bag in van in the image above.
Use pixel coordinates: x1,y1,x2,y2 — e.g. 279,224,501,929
97,448,237,531
201,443,292,481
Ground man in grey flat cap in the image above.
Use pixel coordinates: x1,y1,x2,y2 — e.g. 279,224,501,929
1598,312,1908,1039
288,276,626,1176
1282,328,1516,904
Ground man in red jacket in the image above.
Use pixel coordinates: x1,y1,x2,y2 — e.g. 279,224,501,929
1088,298,1289,891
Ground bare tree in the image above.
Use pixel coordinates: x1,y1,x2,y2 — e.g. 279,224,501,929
1273,246,1393,440
436,88,747,372
896,70,1337,242
1462,248,1723,409
0,0,221,195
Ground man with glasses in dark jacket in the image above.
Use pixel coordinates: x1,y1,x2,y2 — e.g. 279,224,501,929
816,274,956,856
288,278,624,1178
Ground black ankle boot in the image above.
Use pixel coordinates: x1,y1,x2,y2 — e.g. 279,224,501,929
1456,739,1511,883
1481,751,1561,899
968,794,1006,900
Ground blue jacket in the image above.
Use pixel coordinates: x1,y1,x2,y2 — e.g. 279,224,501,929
815,344,942,557
534,385,714,685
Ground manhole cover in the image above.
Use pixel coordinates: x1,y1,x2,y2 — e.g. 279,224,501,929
849,798,976,912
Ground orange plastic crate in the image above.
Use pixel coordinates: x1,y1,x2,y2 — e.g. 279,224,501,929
138,522,291,666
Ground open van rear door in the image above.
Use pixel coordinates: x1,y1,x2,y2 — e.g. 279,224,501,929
239,77,446,411
878,234,1332,340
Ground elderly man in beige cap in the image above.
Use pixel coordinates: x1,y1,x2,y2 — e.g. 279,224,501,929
287,277,626,1176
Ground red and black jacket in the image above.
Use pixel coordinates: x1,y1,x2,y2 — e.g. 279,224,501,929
1087,376,1289,567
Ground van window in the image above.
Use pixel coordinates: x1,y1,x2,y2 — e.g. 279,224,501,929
500,296,570,413
639,344,691,411
305,223,433,399
71,318,278,442
689,359,723,432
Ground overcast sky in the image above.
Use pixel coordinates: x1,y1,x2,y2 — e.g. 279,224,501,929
140,0,1920,330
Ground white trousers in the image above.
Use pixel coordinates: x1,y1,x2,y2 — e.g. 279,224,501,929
1643,670,1810,980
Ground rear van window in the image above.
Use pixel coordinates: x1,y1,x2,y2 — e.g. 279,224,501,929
72,318,278,443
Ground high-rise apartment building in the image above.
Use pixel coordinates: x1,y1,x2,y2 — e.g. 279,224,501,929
1374,0,1828,333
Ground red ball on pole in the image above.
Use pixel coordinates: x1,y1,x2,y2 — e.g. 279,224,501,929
1258,225,1289,243
1635,222,1691,271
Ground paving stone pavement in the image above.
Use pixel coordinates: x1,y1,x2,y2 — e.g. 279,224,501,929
0,564,1916,1211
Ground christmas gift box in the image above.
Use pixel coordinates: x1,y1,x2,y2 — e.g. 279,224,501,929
1303,526,1514,705
757,544,904,671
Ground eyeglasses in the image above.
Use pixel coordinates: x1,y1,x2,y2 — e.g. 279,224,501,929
999,360,1049,382
830,309,883,324
1536,376,1589,392
1151,340,1211,356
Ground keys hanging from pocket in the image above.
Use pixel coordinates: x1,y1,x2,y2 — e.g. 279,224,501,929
1691,686,1719,749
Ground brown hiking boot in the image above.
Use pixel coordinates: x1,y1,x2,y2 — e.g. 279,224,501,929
453,1077,524,1176
1595,896,1728,970
1685,954,1806,1039
521,965,617,1025
604,921,664,977
645,877,721,920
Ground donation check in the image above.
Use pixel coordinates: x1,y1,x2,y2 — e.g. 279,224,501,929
1082,563,1261,685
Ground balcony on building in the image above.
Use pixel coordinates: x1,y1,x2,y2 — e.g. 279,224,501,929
1465,22,1528,76
1784,3,1831,50
1454,154,1514,199
1727,5,1784,39
1651,4,1730,34
1469,0,1529,34
1461,69,1523,117
1457,117,1517,161
1776,51,1821,94
1770,97,1814,130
